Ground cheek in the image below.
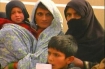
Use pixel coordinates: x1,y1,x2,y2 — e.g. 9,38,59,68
55,59,67,69
11,15,15,21
35,18,40,25
35,16,40,23
21,14,25,19
54,58,65,64
76,16,81,19
48,18,53,24
66,17,71,22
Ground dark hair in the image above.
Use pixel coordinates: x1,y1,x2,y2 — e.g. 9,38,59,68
48,35,78,58
35,2,48,17
37,2,48,10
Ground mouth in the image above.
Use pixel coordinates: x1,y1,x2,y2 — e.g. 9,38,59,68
42,21,48,24
52,64,55,68
16,18,21,20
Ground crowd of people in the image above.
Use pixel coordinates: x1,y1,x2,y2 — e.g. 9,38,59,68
0,0,104,69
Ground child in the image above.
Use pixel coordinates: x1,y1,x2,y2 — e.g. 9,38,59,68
6,0,29,24
0,0,36,69
47,35,81,69
0,0,35,34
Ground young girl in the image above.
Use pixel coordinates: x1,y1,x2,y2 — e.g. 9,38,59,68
0,0,35,34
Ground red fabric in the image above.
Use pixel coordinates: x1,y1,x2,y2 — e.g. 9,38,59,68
0,18,13,29
0,18,44,68
0,18,38,38
13,62,18,69
0,18,43,68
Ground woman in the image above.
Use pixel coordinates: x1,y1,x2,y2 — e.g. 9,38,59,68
17,0,63,69
64,0,104,63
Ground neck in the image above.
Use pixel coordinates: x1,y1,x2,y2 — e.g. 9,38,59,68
60,65,68,69
36,26,45,31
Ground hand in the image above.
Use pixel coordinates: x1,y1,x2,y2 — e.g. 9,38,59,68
73,57,83,68
4,66,8,69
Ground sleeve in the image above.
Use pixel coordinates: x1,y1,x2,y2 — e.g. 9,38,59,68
18,48,48,69
58,31,64,35
0,24,33,68
83,61,98,69
0,18,13,29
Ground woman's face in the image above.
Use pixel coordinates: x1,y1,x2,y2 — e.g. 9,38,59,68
35,7,53,29
66,8,81,21
11,7,24,23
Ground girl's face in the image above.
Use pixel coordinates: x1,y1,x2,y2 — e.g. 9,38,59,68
11,7,24,23
66,8,81,21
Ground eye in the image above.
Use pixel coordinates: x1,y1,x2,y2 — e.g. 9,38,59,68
48,51,51,55
54,53,60,57
46,13,52,16
11,11,15,14
66,13,71,17
37,13,43,16
18,11,22,13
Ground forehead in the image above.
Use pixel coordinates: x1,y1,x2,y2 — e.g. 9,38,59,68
36,7,51,13
11,7,22,11
48,48,64,55
66,8,77,13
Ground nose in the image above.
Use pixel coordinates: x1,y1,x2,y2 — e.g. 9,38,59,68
15,12,20,16
48,55,53,63
71,14,75,19
42,15,47,20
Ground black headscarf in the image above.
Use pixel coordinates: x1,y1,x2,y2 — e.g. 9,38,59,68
0,12,6,18
64,0,104,62
6,0,29,24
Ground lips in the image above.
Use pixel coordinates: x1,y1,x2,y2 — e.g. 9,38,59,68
16,18,21,20
16,18,21,21
52,64,56,68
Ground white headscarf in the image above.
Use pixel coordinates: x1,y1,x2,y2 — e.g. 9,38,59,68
18,0,63,69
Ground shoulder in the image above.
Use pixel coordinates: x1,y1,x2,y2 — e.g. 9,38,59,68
68,63,81,69
58,31,64,35
68,67,81,69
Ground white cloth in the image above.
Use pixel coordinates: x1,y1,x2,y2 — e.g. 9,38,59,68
18,0,63,69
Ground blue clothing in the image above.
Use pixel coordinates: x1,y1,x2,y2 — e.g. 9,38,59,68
18,0,63,69
0,0,63,69
0,24,35,68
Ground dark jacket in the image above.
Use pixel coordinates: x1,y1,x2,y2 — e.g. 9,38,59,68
64,0,104,62
68,63,81,69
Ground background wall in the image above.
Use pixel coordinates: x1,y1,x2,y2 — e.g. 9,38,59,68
0,0,104,33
